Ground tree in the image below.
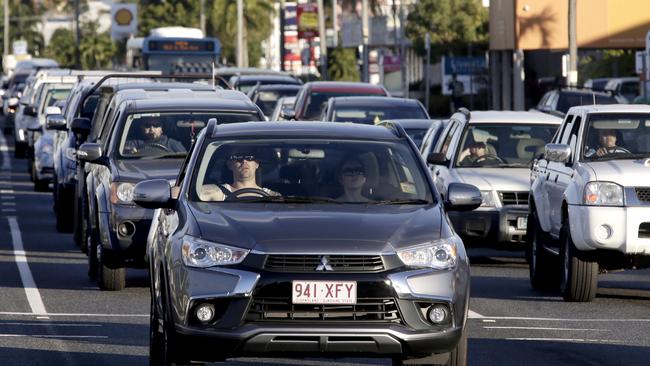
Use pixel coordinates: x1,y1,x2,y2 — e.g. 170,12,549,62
328,47,359,81
44,28,76,67
0,1,45,56
405,0,488,62
138,0,197,37
79,20,116,69
209,0,275,66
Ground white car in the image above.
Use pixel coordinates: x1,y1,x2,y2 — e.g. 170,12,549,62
529,104,650,302
427,109,561,246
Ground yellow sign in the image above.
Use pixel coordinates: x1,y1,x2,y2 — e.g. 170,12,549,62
114,8,133,26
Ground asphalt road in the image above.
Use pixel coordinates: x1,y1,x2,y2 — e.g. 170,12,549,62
0,126,648,366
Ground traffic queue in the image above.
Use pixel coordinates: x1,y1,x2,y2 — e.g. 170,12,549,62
1,63,649,366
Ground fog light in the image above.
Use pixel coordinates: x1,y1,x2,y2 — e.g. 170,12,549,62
195,304,215,323
427,305,449,324
117,221,135,237
596,224,612,241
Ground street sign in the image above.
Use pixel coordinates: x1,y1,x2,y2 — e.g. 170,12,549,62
441,56,488,95
111,4,137,40
297,4,319,39
12,40,27,56
369,16,387,46
341,18,362,48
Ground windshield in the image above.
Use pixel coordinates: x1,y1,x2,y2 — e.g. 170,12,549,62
304,91,386,120
42,86,72,111
405,128,429,148
255,89,300,115
557,93,619,113
456,124,558,168
192,139,434,204
333,104,427,124
582,113,650,161
117,112,259,159
145,54,215,74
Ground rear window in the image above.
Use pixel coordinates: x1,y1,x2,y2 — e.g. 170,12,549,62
557,93,619,113
304,91,387,120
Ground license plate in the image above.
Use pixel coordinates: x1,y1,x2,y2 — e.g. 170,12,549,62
517,216,528,230
292,281,357,304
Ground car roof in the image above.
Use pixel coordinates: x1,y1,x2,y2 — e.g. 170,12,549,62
330,96,417,106
214,67,290,76
130,96,262,113
211,121,402,140
305,81,387,93
254,84,302,91
557,88,615,97
567,104,650,114
106,81,214,92
112,89,251,108
459,111,563,124
235,75,299,82
384,119,438,129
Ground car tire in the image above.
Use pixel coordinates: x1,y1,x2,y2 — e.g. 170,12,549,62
73,192,83,247
14,143,25,158
87,235,99,281
33,174,49,192
80,202,90,254
560,219,598,302
527,212,559,290
98,247,126,291
55,184,73,233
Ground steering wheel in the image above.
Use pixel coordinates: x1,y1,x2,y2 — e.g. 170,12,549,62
607,147,631,154
144,142,171,152
225,187,271,201
474,154,506,164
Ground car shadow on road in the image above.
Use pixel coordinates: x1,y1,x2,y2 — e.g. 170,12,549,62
469,338,650,366
470,275,564,302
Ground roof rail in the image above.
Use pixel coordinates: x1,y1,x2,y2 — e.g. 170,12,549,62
377,120,407,138
206,118,219,137
457,107,471,119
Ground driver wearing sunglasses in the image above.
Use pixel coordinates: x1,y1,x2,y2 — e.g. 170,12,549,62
125,118,186,154
199,152,280,201
337,155,370,202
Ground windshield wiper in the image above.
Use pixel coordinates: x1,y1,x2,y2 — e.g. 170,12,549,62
237,195,342,204
373,199,431,205
143,152,187,160
496,163,529,168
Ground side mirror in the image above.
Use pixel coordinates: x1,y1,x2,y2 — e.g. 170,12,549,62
545,143,571,163
46,114,67,130
8,97,18,107
71,117,91,135
24,105,37,117
133,179,175,209
444,183,482,211
77,142,103,163
427,152,449,166
280,107,296,120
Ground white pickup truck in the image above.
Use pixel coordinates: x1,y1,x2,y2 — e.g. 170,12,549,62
529,105,650,302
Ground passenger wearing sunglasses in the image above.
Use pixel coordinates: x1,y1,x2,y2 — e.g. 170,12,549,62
125,118,186,155
337,155,370,202
200,152,279,201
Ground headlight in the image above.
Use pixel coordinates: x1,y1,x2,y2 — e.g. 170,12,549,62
583,182,624,206
181,236,249,268
64,147,76,161
110,182,135,204
480,190,496,207
397,235,460,270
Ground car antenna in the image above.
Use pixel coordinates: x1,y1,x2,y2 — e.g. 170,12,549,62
592,90,596,105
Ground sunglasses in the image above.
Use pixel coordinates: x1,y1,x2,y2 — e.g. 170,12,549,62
229,154,256,163
342,166,365,176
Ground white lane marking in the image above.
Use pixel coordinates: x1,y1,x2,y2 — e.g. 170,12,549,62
0,334,108,339
2,202,16,206
0,132,10,171
467,310,484,319
474,316,650,322
2,208,16,212
0,311,148,318
1,195,13,200
506,337,624,344
8,217,48,318
0,189,14,194
484,326,610,332
2,323,102,327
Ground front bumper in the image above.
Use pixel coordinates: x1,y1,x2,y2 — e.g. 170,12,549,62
99,204,153,268
568,204,650,255
165,255,470,362
448,205,528,244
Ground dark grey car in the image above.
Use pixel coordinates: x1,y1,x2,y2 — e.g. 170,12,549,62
134,121,481,365
77,89,265,291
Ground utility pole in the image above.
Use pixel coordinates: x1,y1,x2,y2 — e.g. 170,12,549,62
199,0,206,35
332,0,338,47
316,0,327,79
568,0,578,86
236,0,244,67
361,0,369,82
280,0,286,71
74,0,80,68
3,0,9,56
399,2,407,97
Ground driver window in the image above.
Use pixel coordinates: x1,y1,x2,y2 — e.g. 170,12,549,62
559,114,576,145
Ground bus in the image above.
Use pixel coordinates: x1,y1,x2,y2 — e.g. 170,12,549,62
126,27,221,75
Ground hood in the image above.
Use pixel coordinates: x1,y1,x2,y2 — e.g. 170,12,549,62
456,168,530,191
114,158,183,181
188,203,443,253
584,159,650,187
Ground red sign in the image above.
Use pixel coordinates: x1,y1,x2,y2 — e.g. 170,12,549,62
297,4,318,39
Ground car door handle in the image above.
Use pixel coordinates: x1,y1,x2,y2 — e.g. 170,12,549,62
554,175,558,183
546,172,550,181
435,170,440,176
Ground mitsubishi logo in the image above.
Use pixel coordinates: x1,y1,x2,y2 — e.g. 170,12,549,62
315,256,333,271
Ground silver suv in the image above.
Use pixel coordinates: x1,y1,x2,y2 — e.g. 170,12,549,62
529,105,650,302
427,109,560,246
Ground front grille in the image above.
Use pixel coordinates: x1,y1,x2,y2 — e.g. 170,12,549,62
247,296,401,323
640,223,650,239
264,255,384,272
635,188,650,202
499,191,529,206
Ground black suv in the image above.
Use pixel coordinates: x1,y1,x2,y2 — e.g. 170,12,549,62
134,121,481,365
77,88,265,291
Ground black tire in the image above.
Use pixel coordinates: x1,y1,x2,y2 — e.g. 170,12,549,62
34,177,49,192
3,127,11,135
73,192,83,247
55,183,74,233
98,259,126,291
14,142,25,158
87,234,99,281
80,202,89,254
560,220,598,302
53,177,59,212
527,212,560,290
